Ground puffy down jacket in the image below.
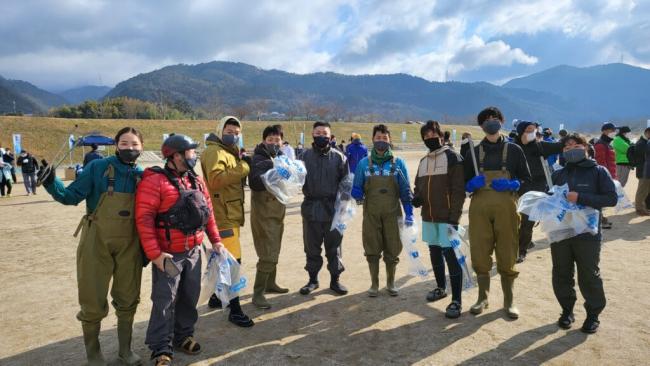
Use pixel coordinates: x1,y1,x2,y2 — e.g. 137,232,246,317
136,167,221,260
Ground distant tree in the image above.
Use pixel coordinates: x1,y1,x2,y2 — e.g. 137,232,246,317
247,99,269,121
230,104,252,120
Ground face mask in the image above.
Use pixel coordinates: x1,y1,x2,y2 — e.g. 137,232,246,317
184,156,198,170
116,149,140,163
563,148,586,164
482,119,502,135
424,138,442,151
607,132,616,139
313,135,330,149
461,138,469,145
525,132,536,143
222,134,240,146
373,140,390,152
265,143,280,156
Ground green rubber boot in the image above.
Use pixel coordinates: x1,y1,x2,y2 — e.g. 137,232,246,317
265,268,289,294
386,262,399,296
252,271,272,309
117,319,142,365
501,276,520,319
81,322,106,366
470,274,490,315
367,259,380,297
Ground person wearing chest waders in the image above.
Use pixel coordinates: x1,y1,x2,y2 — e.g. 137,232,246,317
464,107,531,319
352,124,414,297
37,127,145,366
201,116,255,328
550,133,617,334
135,134,225,366
249,125,288,309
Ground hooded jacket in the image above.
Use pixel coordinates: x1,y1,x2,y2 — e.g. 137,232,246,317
551,158,617,241
16,153,39,174
345,139,368,174
515,138,564,193
612,134,631,165
594,134,617,179
201,116,250,229
414,146,465,224
249,143,284,192
300,144,348,222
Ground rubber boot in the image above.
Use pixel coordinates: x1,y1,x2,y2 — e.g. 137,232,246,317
386,262,399,296
117,319,142,366
470,274,490,315
501,276,520,319
367,259,380,297
81,322,106,366
265,268,289,294
252,271,272,309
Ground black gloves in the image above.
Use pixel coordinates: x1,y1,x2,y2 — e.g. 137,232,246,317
411,196,423,208
36,160,55,187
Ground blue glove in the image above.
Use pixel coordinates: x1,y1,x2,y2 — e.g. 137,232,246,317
465,175,486,193
403,203,414,226
351,186,364,201
507,179,521,192
491,178,510,192
405,214,414,227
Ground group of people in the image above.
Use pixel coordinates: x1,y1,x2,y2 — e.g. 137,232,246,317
0,146,40,197
33,107,645,366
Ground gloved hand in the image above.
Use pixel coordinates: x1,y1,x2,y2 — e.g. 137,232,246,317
405,214,414,227
507,179,521,192
411,196,423,208
351,186,364,201
36,160,55,187
465,175,486,193
490,178,510,192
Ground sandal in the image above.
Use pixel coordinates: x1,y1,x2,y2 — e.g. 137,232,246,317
176,336,202,355
426,287,447,302
154,354,172,366
445,301,462,319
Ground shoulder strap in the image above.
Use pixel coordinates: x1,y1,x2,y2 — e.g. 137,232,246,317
368,157,374,174
105,164,115,196
150,166,183,192
501,143,509,172
389,158,397,176
478,144,485,173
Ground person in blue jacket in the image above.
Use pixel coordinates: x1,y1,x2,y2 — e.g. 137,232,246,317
345,133,368,174
352,124,413,297
38,127,145,366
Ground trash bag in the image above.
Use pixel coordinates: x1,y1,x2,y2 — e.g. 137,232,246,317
518,184,600,243
199,247,247,307
261,155,307,205
448,225,476,290
398,218,429,278
613,180,633,212
330,173,357,234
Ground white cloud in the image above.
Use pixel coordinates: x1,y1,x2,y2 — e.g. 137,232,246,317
0,0,647,89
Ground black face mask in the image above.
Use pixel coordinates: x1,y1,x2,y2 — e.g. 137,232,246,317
313,135,330,149
424,138,442,151
116,149,140,164
482,119,502,135
265,143,280,157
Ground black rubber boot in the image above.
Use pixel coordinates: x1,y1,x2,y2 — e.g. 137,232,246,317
299,272,319,295
208,293,223,309
228,297,255,327
329,275,348,295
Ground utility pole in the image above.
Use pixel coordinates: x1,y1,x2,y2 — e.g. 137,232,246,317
13,100,16,115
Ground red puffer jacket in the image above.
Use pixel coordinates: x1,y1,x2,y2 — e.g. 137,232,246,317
136,167,221,260
594,138,617,179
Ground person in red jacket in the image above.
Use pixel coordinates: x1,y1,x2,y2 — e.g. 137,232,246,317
136,134,224,366
593,122,618,229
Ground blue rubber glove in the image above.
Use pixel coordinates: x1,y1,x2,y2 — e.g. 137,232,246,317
403,203,414,226
465,175,486,193
491,178,510,192
507,179,521,192
351,186,364,201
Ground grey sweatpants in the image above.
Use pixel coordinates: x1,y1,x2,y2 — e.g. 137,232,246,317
145,246,201,357
22,173,37,194
303,220,345,277
616,165,631,187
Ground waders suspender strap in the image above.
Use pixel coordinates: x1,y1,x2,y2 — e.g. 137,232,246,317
106,164,116,196
367,157,396,176
73,164,115,237
478,143,509,173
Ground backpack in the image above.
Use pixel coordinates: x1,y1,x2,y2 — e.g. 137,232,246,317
626,145,638,166
151,167,211,241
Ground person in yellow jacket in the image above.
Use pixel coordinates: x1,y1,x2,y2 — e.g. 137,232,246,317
201,116,257,328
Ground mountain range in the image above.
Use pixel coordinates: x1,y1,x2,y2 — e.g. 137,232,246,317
1,62,649,129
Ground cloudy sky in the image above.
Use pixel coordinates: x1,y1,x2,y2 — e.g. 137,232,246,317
1,0,648,91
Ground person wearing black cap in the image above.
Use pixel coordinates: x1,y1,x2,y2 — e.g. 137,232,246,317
612,126,633,187
83,143,104,168
514,121,564,263
594,122,618,229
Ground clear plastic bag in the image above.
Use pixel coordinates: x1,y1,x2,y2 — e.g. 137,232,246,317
261,155,307,205
398,218,429,278
199,247,247,307
518,184,600,243
613,180,632,212
330,173,357,234
448,225,476,290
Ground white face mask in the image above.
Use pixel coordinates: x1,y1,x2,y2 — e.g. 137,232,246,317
461,138,469,145
607,132,616,139
526,132,536,142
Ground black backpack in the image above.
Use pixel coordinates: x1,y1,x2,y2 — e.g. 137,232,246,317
151,167,211,241
626,145,638,166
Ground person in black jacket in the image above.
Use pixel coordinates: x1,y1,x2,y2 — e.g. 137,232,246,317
634,128,650,215
249,125,287,309
550,133,617,334
83,144,104,168
298,121,349,296
16,150,39,195
514,121,564,263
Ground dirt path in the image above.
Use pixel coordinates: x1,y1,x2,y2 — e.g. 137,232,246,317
1,151,649,365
